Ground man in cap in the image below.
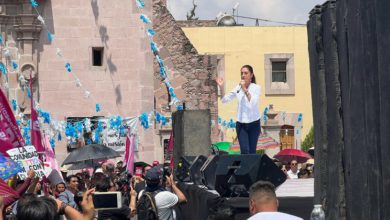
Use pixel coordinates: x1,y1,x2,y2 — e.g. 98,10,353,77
139,166,187,220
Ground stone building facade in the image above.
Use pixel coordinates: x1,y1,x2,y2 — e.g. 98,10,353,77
152,0,219,148
0,0,220,164
0,0,158,164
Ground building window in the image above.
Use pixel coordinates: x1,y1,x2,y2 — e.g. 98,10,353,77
271,61,287,83
264,53,295,95
92,47,104,66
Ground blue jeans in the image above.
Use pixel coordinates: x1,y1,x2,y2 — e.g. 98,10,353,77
236,120,261,154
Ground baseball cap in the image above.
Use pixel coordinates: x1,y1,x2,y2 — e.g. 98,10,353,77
145,166,162,183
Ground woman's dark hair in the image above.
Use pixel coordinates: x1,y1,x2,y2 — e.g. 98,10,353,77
66,174,79,183
17,196,59,220
241,65,256,84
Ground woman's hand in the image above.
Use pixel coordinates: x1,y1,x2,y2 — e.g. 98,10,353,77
216,77,224,88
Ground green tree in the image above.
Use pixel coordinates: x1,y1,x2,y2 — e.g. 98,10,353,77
301,127,314,152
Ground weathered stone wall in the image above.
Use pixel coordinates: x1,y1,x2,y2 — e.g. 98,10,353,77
152,0,219,142
176,20,216,28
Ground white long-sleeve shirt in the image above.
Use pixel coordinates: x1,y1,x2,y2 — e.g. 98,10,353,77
221,83,261,123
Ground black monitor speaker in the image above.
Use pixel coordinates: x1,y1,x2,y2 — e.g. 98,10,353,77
200,155,220,190
189,155,208,185
212,154,286,197
175,156,196,182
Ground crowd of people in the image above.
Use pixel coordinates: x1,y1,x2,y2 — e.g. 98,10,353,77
275,159,314,180
0,160,189,220
0,158,312,220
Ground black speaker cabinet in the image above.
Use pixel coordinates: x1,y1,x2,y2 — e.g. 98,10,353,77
175,156,196,182
189,155,208,185
200,155,220,190
213,154,286,197
172,110,211,166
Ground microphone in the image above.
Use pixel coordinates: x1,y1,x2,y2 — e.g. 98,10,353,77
237,76,244,93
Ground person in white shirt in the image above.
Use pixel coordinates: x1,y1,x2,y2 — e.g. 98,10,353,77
138,166,187,220
216,65,261,154
248,181,303,220
287,160,299,179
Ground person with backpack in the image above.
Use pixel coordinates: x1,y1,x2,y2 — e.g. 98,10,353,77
137,166,187,220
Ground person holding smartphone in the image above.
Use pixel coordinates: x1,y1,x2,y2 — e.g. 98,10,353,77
95,177,137,220
216,65,261,154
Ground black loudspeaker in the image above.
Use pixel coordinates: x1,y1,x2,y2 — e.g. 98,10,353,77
175,156,196,182
189,155,208,185
214,154,286,197
200,155,220,190
172,110,211,166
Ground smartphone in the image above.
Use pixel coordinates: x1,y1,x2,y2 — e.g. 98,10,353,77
92,192,122,210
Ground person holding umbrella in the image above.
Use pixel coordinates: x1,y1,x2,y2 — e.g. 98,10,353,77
216,65,261,154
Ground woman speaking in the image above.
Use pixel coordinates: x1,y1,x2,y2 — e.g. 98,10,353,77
216,65,261,154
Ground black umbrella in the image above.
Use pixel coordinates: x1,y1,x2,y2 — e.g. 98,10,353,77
67,160,100,170
62,144,121,165
134,161,151,168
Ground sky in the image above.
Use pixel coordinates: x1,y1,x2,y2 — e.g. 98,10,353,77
167,0,326,26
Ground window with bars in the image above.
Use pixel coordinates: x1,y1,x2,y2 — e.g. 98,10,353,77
271,61,287,83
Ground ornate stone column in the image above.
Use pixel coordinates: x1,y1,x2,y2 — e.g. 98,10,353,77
0,0,42,114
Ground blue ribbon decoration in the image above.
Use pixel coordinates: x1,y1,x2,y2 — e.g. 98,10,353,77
156,112,161,123
11,99,17,111
161,116,167,126
30,0,38,8
135,0,145,9
65,123,77,138
298,113,303,122
150,42,159,53
176,105,184,111
76,121,84,133
0,63,8,75
94,120,103,143
147,28,156,37
139,112,149,129
50,138,55,148
47,31,53,43
159,67,167,78
11,61,18,70
119,125,125,136
65,63,72,73
27,88,31,98
95,103,101,112
140,14,151,24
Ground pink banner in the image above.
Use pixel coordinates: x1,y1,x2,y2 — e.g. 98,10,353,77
0,88,25,155
125,134,135,174
168,131,174,169
43,134,60,171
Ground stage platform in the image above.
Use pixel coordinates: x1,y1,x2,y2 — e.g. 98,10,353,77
175,179,314,220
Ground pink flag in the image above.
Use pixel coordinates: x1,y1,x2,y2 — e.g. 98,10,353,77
30,73,44,153
0,88,25,156
124,134,135,174
42,134,60,171
168,131,174,169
